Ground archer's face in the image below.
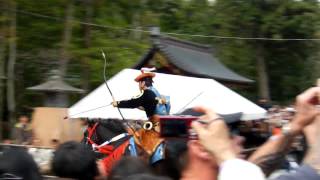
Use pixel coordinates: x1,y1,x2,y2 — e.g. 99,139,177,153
139,81,145,90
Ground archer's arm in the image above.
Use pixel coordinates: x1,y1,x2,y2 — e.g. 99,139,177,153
115,90,155,109
117,94,144,109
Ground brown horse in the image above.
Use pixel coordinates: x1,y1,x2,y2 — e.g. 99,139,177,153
81,118,165,174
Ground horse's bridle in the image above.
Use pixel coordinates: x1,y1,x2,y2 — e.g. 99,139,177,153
85,122,130,156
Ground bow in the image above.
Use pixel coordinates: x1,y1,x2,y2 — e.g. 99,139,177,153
176,91,204,114
102,51,138,136
101,50,125,121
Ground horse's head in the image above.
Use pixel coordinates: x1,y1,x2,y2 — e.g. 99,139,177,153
94,119,128,145
82,118,128,146
81,119,141,174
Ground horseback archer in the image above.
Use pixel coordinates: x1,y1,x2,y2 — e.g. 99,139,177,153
111,68,170,163
112,68,170,119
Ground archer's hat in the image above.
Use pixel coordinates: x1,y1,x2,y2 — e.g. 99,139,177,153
134,67,156,82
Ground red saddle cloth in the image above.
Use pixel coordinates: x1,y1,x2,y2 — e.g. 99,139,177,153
86,123,130,174
101,140,130,174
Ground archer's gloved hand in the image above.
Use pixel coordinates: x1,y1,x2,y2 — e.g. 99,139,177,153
111,101,118,107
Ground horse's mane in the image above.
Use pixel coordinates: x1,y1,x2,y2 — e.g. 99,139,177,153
84,118,128,146
98,118,127,134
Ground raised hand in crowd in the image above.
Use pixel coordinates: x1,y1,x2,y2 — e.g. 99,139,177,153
191,87,320,180
301,117,320,176
289,87,320,133
191,107,236,164
249,87,320,175
269,111,320,180
191,107,265,180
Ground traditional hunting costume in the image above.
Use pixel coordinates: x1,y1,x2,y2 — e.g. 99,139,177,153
112,68,170,118
112,68,170,163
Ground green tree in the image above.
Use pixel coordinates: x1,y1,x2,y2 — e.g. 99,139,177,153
0,0,8,140
7,0,17,134
1,0,320,134
209,0,320,102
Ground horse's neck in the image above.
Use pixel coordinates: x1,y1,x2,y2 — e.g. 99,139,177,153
96,124,126,145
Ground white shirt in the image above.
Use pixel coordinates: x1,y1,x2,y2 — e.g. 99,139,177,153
219,159,265,180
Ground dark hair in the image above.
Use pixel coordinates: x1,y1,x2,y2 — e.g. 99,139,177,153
99,119,127,135
126,174,172,180
157,140,188,180
18,115,30,122
108,157,151,180
0,147,42,180
52,141,98,180
141,77,153,87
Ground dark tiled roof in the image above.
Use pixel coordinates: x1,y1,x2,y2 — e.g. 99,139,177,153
135,36,253,84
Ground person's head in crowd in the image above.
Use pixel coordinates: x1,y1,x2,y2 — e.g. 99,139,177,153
258,98,272,110
163,110,245,180
18,115,29,125
180,108,245,159
282,107,295,121
164,139,223,180
2,139,12,144
52,141,106,180
259,98,268,103
161,140,188,180
0,147,42,180
108,157,152,180
125,173,172,180
268,105,281,114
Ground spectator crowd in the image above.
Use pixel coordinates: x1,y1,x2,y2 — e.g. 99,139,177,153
1,87,320,180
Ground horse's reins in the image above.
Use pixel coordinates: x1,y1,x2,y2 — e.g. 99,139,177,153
94,133,128,149
86,122,99,147
86,122,129,154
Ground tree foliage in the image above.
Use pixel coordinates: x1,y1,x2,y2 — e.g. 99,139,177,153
0,0,320,131
208,0,320,102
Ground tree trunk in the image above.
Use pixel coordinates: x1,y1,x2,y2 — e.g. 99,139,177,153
256,43,270,100
0,0,7,141
0,35,4,141
6,0,16,134
84,0,92,48
131,0,146,40
81,0,93,92
132,13,142,40
59,0,74,77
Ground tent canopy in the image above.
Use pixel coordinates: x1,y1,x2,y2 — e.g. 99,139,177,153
69,69,266,120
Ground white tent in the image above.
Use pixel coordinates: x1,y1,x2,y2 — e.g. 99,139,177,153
69,69,266,120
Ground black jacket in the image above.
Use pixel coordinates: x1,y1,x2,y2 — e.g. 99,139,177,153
117,89,157,118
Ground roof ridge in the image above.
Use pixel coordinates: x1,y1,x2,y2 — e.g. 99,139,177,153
155,35,212,52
